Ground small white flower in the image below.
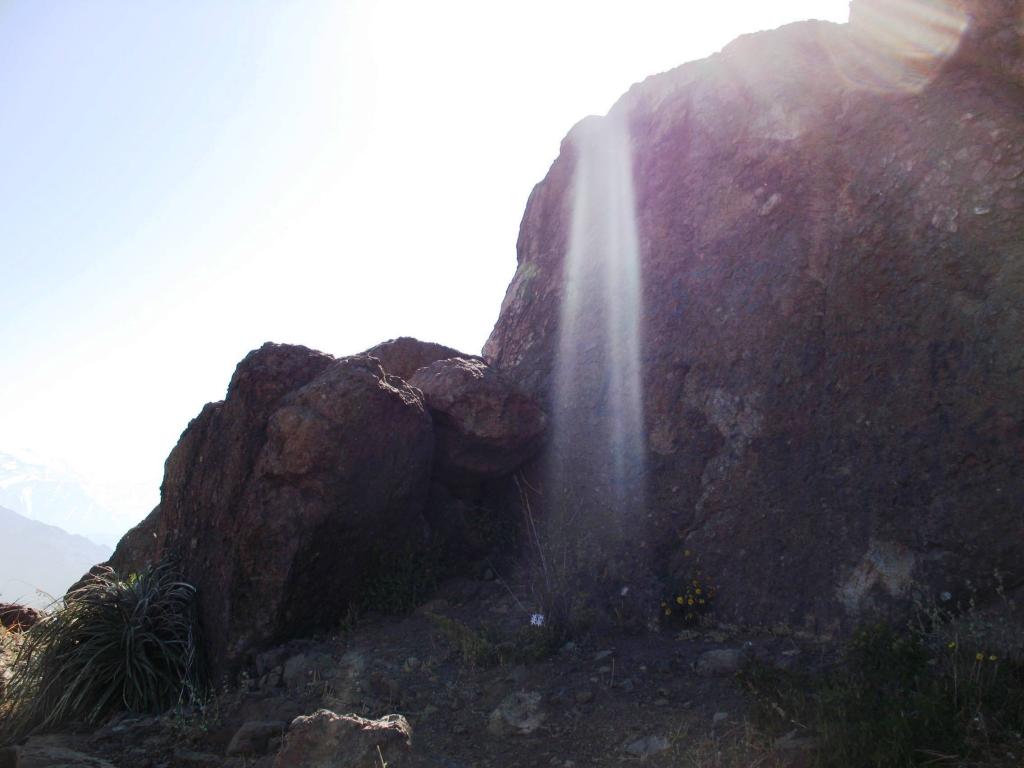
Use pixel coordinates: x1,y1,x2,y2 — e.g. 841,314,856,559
530,613,545,627
620,586,630,597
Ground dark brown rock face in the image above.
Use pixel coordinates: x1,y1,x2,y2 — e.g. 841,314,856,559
409,358,546,482
117,343,435,676
362,336,468,380
485,5,1024,631
106,505,160,576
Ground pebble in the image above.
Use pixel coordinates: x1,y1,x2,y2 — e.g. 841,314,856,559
695,648,743,677
624,735,670,757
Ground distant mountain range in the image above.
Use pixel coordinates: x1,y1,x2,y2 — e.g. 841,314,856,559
0,450,139,547
0,504,111,609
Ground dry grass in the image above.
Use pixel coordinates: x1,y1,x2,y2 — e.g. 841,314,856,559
668,719,797,768
0,622,26,721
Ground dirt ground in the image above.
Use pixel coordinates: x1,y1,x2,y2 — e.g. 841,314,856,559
2,574,826,767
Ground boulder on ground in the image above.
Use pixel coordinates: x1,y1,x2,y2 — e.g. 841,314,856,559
273,710,412,768
410,358,546,482
695,649,743,677
110,343,435,677
226,721,286,757
362,337,468,381
487,691,545,737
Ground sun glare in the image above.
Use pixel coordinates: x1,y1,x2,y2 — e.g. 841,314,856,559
834,0,969,91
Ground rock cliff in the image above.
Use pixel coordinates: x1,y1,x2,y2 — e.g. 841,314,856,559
484,0,1024,632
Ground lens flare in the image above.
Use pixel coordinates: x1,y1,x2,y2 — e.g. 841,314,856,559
549,110,645,541
830,0,969,93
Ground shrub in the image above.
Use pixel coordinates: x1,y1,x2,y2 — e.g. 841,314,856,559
425,613,500,668
0,563,205,743
425,612,562,668
741,620,1024,767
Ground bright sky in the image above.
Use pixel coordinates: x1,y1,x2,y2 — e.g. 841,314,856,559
0,0,849,541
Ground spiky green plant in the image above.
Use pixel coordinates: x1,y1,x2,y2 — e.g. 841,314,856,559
0,563,204,743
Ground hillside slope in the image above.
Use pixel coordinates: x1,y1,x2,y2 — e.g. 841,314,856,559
0,505,111,608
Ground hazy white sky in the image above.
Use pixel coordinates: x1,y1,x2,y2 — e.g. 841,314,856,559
0,0,849,539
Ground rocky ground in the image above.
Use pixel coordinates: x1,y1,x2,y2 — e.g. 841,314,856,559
0,575,825,768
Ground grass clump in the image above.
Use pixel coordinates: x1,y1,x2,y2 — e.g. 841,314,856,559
358,543,446,616
0,563,205,743
742,619,1024,767
426,612,566,669
426,613,500,668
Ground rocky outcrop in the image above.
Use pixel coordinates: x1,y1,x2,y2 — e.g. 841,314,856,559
410,358,546,482
106,505,160,576
114,344,436,677
484,1,1024,631
274,710,412,768
104,339,546,678
362,336,468,380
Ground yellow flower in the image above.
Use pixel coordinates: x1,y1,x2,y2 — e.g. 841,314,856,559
947,641,957,649
989,655,998,662
675,596,685,606
687,597,695,606
976,652,984,662
695,588,702,595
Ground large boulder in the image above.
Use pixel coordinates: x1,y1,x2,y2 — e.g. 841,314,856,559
106,504,160,576
114,343,435,677
274,710,413,768
362,336,468,380
409,357,546,482
484,5,1024,631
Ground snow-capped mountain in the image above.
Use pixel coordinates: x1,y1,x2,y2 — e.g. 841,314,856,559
0,449,143,547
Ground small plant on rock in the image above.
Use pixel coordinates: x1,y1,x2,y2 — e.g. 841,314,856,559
0,562,205,743
662,553,717,625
